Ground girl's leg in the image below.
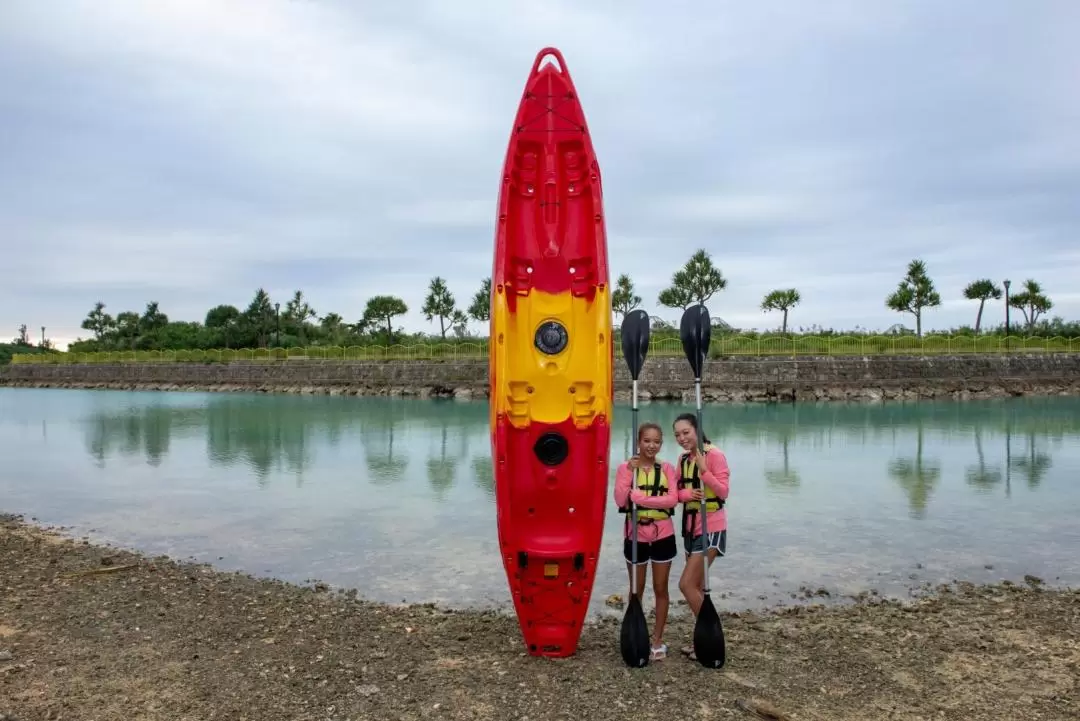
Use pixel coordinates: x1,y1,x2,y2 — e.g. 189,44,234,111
679,534,724,658
678,550,705,615
650,560,672,648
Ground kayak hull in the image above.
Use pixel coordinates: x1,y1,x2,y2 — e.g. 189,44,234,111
489,47,613,658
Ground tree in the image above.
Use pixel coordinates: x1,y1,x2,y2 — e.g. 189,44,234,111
81,301,115,340
760,289,800,334
962,279,1002,334
611,273,641,319
205,304,242,348
885,259,941,338
284,290,317,342
450,310,469,338
243,288,275,348
205,304,241,329
319,312,346,344
1008,279,1052,331
658,249,727,311
422,276,457,339
114,312,140,349
13,324,30,346
362,295,408,340
140,301,168,333
468,278,492,323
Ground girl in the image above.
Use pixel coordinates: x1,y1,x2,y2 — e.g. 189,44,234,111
612,421,680,661
672,412,730,662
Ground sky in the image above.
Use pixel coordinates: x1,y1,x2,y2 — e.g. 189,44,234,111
2,0,1078,350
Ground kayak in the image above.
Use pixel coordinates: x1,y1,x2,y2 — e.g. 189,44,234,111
488,46,613,658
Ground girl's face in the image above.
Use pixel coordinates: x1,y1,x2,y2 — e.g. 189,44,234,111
673,420,697,451
638,427,662,458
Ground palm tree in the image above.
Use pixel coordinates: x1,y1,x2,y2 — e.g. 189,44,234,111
760,289,801,334
962,279,1002,334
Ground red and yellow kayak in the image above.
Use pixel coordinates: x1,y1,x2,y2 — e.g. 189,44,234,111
489,47,613,658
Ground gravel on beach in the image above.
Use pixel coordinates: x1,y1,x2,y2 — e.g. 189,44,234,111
2,513,1078,721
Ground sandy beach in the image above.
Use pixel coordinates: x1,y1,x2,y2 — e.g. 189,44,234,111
1,513,1077,720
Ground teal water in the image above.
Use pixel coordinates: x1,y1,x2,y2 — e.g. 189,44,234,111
1,387,1078,616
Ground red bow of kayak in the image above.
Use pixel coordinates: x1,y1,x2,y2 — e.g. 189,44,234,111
488,46,614,658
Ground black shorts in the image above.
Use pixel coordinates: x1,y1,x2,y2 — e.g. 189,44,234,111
623,534,678,565
683,529,727,557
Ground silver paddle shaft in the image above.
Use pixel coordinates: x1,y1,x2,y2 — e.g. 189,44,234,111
695,377,711,594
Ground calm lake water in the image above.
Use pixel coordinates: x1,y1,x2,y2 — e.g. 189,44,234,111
2,387,1078,616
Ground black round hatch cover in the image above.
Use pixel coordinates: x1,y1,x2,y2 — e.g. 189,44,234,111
533,432,569,466
534,320,568,355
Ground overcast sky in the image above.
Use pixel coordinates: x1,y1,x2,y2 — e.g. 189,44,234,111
2,0,1078,349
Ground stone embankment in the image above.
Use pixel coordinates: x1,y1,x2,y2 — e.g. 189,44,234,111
3,353,1079,403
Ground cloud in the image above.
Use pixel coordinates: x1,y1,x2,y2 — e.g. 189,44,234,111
2,0,1078,349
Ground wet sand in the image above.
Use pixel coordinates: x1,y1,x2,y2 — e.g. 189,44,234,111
2,513,1077,720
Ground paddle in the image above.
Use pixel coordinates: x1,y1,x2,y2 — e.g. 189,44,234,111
679,303,726,669
619,308,652,668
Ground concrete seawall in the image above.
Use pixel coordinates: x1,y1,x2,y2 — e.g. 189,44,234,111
3,354,1079,403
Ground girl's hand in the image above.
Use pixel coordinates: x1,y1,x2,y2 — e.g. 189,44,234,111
689,489,704,502
627,455,640,469
694,452,708,474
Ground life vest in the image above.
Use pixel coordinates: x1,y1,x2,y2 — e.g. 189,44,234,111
619,462,672,524
678,443,724,536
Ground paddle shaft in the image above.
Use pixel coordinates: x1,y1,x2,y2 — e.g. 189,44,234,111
695,376,711,595
630,379,640,593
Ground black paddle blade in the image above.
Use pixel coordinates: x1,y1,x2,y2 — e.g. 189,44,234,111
620,309,652,380
679,304,712,378
692,593,726,669
620,594,651,667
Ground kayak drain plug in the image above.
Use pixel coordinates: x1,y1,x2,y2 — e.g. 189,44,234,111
533,432,569,466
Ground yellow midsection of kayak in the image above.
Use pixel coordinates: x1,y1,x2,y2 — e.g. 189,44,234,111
490,286,612,429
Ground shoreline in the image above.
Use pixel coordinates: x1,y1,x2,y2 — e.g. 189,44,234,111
4,377,1080,403
3,513,1078,720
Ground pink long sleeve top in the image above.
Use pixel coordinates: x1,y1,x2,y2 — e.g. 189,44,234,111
676,445,730,537
613,460,680,543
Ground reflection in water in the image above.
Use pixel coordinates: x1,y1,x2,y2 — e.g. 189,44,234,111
71,394,1080,517
965,428,1003,493
6,389,1079,613
472,456,494,497
888,423,942,519
85,405,181,468
765,430,800,492
1013,430,1052,490
427,426,456,499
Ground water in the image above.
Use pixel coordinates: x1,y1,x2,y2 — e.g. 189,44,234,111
2,387,1079,616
